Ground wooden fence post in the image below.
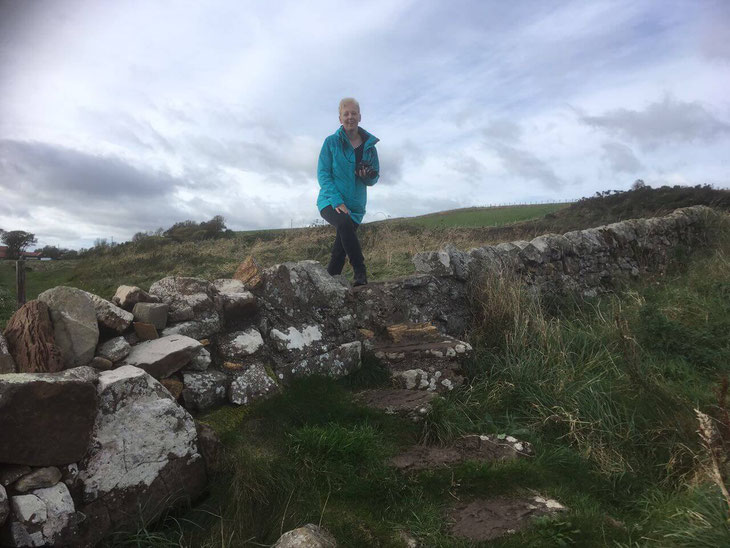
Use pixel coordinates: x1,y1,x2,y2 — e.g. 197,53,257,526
16,258,26,309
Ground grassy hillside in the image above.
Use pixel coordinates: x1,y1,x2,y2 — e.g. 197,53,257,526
1,185,728,329
2,186,729,545
389,203,570,228
115,212,730,547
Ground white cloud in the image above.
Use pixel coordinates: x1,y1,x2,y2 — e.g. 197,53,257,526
0,0,728,248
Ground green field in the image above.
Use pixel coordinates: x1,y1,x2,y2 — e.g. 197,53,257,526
117,216,730,547
391,203,570,228
0,260,78,327
3,189,730,546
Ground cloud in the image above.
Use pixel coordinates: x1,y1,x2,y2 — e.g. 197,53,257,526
490,143,563,190
601,142,642,174
579,96,730,147
0,139,299,246
483,119,522,142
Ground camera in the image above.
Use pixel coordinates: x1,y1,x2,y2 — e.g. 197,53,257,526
356,162,378,179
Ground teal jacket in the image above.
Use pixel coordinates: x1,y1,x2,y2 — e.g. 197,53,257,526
317,126,379,225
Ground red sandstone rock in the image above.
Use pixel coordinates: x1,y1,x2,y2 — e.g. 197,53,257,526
3,300,64,373
233,255,264,289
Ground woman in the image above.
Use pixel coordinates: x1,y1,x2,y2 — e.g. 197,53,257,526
316,97,380,286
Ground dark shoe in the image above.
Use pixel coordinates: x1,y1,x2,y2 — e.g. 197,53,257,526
353,269,368,287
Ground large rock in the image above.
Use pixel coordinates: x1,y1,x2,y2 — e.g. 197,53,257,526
161,313,221,340
229,363,280,405
0,334,16,374
184,347,211,372
123,335,202,379
218,328,265,361
2,301,63,374
260,261,349,317
212,279,257,319
132,302,169,330
83,291,134,333
96,336,131,363
232,255,265,289
0,367,99,466
273,524,337,548
111,285,159,310
75,366,206,545
181,371,228,411
1,483,76,547
148,276,218,319
283,341,361,381
38,287,99,368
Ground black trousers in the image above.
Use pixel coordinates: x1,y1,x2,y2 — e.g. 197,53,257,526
319,205,365,276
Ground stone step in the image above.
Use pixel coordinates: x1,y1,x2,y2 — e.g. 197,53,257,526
449,495,566,542
363,322,472,393
355,389,440,421
391,434,533,472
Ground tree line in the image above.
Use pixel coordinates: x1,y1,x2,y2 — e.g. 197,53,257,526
0,215,229,260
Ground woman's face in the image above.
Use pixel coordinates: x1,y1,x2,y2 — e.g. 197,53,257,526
339,103,361,131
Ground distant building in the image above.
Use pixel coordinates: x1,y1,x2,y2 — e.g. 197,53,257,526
0,246,42,260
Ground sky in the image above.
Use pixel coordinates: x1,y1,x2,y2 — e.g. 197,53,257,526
1,0,728,249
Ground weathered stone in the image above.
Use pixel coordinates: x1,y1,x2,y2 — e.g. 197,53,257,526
96,336,131,363
195,421,222,472
111,285,159,310
0,466,32,488
132,302,169,330
161,313,221,340
148,276,218,320
75,366,206,545
181,370,228,411
218,328,264,361
212,280,257,319
229,363,280,405
232,255,265,289
2,483,75,547
273,524,337,548
0,484,8,528
169,305,195,322
386,322,439,344
269,324,324,354
260,261,349,316
133,321,159,341
283,341,361,381
0,368,98,466
124,335,202,379
89,356,113,370
160,378,183,400
38,287,99,368
83,291,134,333
412,248,453,277
0,334,16,374
184,347,211,371
2,301,63,374
11,467,62,494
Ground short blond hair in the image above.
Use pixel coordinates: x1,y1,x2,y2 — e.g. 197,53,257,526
339,97,360,114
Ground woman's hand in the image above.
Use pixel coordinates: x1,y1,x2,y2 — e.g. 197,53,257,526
356,165,369,179
335,203,349,214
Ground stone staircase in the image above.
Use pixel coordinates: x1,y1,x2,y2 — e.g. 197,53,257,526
362,322,472,393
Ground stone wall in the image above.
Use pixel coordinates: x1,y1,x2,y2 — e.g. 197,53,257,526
412,205,718,299
0,205,720,546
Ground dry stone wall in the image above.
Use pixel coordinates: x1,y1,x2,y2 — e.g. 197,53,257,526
412,205,718,317
0,206,719,546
